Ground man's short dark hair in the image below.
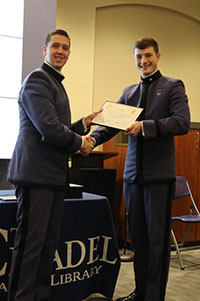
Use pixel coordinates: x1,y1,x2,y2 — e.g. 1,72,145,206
45,29,71,46
133,37,159,54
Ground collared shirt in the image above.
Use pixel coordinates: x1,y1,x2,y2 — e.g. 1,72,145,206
44,61,64,77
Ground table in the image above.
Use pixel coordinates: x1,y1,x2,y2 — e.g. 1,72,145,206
0,191,120,301
69,151,118,219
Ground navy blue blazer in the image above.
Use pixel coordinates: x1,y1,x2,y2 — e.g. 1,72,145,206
8,64,88,188
91,72,190,183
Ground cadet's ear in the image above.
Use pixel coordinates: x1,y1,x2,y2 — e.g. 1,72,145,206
43,45,47,56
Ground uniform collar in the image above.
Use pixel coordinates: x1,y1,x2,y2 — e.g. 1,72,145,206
41,63,65,83
141,70,162,85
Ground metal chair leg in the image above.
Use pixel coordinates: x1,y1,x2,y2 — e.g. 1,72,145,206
171,229,185,270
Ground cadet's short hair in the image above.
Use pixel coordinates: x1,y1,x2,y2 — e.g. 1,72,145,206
45,29,71,47
134,37,159,54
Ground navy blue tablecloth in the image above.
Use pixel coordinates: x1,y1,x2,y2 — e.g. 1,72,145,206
0,191,120,301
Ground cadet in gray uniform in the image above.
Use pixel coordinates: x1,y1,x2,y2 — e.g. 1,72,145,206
7,29,99,301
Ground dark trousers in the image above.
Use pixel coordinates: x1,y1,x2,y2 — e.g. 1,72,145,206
8,185,65,301
124,182,175,301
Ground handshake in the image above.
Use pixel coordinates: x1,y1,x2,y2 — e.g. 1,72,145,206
78,108,102,156
80,135,95,155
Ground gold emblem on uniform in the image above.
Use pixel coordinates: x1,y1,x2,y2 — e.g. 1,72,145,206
156,89,162,98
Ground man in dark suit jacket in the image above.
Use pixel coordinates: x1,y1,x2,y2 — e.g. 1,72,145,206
88,37,190,301
7,29,99,301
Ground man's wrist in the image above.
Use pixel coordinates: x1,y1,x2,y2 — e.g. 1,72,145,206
142,121,145,136
82,118,89,132
81,136,84,148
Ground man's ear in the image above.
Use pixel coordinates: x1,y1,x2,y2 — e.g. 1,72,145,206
43,45,47,56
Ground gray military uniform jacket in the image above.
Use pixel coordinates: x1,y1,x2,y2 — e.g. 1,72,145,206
91,71,190,183
8,63,88,188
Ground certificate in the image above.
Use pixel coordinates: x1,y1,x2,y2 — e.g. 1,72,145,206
92,101,143,130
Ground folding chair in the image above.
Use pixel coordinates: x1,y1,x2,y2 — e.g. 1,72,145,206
171,176,200,269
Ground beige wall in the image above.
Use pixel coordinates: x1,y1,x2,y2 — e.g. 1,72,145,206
57,0,200,122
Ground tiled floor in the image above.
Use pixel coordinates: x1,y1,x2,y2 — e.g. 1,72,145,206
85,248,200,301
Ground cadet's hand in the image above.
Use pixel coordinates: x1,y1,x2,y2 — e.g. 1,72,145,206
80,136,95,156
83,109,103,127
125,121,142,136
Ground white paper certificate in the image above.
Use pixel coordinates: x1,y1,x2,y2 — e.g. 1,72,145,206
92,101,143,130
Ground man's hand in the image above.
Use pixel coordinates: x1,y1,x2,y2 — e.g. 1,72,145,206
83,109,103,127
124,121,143,136
80,136,95,156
